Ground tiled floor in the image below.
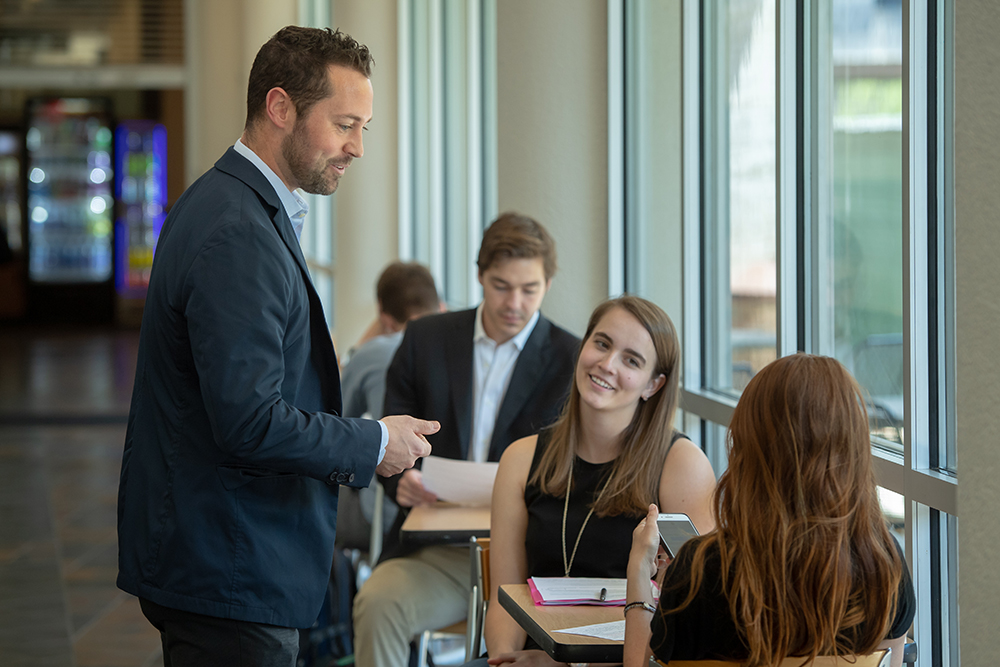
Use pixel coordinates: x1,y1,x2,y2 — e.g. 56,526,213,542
0,326,464,667
0,326,162,667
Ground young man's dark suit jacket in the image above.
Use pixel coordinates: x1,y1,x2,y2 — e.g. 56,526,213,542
116,147,383,629
379,308,580,559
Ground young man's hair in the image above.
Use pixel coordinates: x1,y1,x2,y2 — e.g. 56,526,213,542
245,26,373,131
377,262,439,325
477,212,557,281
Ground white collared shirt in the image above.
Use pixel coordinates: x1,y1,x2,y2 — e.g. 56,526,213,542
233,139,309,240
231,139,389,465
469,305,540,463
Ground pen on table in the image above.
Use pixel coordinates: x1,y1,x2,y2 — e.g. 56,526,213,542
599,587,607,602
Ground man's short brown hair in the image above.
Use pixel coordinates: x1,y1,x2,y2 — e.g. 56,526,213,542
245,26,373,131
476,212,557,281
377,262,439,324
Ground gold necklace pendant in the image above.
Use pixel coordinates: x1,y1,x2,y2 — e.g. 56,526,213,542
561,469,611,577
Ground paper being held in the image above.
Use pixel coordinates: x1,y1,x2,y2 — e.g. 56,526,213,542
419,456,499,506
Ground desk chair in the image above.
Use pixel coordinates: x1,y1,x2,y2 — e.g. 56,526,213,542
466,536,491,661
414,536,491,667
661,649,891,667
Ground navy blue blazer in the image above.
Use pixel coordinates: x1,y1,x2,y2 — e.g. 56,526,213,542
379,308,580,559
117,148,383,629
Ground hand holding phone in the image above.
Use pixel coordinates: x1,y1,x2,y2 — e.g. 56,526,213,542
656,512,699,559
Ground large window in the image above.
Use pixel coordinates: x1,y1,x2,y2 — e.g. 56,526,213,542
818,0,905,448
398,0,497,309
621,0,958,663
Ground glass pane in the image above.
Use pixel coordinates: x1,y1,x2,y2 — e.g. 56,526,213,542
26,98,114,283
0,131,23,254
624,0,683,318
940,1,956,475
877,486,904,555
709,0,778,394
818,0,903,447
940,509,958,664
912,503,959,667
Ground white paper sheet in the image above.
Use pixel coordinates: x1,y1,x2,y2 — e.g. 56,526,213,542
419,456,499,506
530,577,627,604
554,620,626,641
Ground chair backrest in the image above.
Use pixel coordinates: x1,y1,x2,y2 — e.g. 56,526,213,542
662,649,891,667
466,536,491,662
479,537,491,601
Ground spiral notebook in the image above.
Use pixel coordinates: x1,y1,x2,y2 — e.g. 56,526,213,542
527,577,627,606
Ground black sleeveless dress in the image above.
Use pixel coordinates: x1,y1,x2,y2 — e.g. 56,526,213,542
523,428,685,579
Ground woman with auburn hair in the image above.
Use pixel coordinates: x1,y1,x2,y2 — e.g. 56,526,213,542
483,295,717,667
623,353,916,667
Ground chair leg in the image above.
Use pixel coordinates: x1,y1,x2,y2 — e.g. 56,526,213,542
465,585,478,662
370,483,385,563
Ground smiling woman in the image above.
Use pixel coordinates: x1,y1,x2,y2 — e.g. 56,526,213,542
482,295,717,666
576,306,667,420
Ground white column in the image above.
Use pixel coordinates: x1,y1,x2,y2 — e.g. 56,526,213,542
495,0,609,337
184,0,296,184
331,0,400,350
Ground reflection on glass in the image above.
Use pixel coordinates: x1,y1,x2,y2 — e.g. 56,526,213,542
720,0,777,392
821,0,903,446
877,486,904,555
25,97,114,283
0,131,22,253
113,121,167,297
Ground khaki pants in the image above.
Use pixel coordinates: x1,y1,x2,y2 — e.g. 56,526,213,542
353,545,470,667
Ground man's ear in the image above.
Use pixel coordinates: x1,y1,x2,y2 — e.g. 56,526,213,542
265,87,295,130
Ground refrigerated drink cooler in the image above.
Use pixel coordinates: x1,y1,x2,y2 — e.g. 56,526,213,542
115,121,166,295
25,97,115,322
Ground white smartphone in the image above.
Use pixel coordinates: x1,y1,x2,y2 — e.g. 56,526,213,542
656,513,699,558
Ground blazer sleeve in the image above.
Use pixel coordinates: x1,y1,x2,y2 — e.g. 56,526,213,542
182,215,380,486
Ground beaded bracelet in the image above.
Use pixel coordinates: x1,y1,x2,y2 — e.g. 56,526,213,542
623,600,657,615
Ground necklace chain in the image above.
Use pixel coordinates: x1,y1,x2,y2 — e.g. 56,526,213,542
561,470,611,577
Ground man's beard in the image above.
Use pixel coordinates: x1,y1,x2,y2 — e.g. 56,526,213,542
281,126,350,195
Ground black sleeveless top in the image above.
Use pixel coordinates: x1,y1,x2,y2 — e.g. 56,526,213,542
523,428,685,579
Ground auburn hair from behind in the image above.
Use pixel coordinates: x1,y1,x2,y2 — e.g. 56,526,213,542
662,353,903,666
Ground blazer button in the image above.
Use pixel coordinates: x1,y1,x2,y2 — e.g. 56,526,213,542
348,473,355,483
328,472,339,483
336,473,349,484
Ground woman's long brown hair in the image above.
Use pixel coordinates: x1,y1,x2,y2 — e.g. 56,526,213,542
666,354,903,666
528,295,680,517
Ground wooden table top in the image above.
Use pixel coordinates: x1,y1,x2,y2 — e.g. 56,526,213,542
399,503,491,546
498,584,624,663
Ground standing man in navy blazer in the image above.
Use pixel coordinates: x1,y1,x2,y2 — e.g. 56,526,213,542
117,27,437,666
353,213,581,667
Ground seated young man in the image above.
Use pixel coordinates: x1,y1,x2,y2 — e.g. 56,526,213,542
352,213,580,667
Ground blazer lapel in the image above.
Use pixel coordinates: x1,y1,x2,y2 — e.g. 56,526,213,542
215,149,314,283
489,316,553,460
215,148,342,414
447,310,476,460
